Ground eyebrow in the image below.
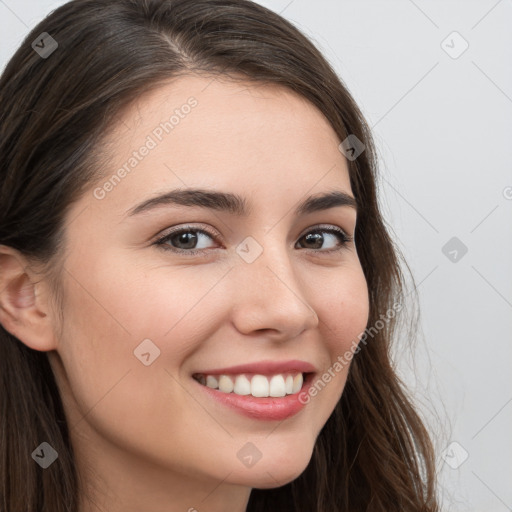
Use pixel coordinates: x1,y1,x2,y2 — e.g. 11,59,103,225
125,188,358,218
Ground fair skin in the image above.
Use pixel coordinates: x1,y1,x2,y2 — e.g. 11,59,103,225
0,75,369,512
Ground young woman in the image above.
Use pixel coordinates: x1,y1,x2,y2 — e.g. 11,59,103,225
0,1,439,510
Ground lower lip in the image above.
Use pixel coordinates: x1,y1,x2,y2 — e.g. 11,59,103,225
193,373,314,421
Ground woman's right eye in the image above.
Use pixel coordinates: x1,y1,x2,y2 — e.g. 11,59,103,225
154,227,218,256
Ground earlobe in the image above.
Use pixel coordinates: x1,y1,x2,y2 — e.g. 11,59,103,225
0,245,58,352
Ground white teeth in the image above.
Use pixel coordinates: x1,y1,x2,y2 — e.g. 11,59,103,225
285,375,293,394
218,375,234,393
251,375,270,397
233,375,251,395
195,372,305,397
206,375,218,388
292,373,303,394
269,375,286,397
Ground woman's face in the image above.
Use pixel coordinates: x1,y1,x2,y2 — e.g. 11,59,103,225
48,75,369,503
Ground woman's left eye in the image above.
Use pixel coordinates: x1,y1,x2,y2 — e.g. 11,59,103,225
154,224,353,256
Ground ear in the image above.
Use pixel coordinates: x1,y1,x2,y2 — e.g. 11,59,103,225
0,244,58,351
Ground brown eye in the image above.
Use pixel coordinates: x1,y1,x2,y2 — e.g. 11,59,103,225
155,226,218,255
296,226,352,253
154,224,352,256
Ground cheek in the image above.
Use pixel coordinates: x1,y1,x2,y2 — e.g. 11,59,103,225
52,265,213,463
296,262,369,426
316,263,369,352
61,247,228,342
53,257,233,427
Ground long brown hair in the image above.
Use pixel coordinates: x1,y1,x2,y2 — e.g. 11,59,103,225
0,0,439,510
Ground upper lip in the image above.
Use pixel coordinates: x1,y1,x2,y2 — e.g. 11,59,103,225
193,359,317,376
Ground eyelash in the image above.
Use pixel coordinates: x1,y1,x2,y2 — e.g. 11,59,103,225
153,224,353,256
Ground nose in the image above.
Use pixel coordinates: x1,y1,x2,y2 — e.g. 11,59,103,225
229,240,319,341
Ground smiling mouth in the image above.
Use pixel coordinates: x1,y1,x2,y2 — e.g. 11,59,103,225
192,371,311,398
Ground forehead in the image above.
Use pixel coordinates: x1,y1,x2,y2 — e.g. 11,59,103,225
107,73,343,161
115,74,327,129
91,74,352,216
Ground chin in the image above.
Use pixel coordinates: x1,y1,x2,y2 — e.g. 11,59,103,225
247,465,308,489
229,448,312,489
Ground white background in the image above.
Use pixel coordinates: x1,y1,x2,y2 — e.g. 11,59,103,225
1,1,511,510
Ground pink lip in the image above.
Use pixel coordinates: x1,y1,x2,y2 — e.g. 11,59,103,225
193,372,315,421
192,359,317,376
